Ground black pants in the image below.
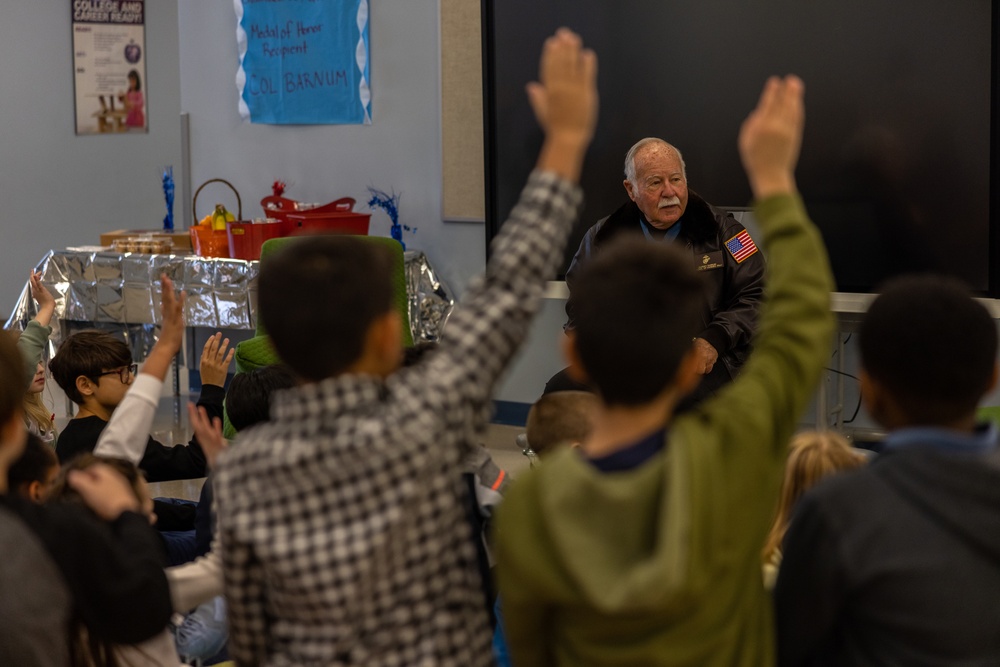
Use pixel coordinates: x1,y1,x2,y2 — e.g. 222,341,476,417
543,361,733,415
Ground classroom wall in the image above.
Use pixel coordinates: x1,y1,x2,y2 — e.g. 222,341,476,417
176,0,485,303
7,2,997,429
0,1,183,312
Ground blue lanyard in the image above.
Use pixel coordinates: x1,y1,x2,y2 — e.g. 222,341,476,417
639,217,682,242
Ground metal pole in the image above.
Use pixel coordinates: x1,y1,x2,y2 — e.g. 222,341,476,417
180,113,193,229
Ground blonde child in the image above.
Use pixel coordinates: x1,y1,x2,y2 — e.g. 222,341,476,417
761,431,867,589
16,270,58,444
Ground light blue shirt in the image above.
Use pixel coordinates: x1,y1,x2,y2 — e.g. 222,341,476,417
882,422,998,455
639,216,682,242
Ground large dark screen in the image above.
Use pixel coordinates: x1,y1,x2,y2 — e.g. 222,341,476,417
483,0,997,294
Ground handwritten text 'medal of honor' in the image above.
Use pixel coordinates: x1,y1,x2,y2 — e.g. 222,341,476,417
247,20,349,96
250,20,323,57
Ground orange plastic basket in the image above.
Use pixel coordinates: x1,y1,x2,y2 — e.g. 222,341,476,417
191,178,243,258
190,226,231,258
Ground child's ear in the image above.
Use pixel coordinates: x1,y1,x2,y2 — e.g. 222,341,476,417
373,310,403,375
26,480,44,503
859,369,892,428
561,331,589,384
75,375,96,398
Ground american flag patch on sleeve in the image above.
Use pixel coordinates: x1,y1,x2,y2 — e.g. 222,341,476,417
724,230,759,263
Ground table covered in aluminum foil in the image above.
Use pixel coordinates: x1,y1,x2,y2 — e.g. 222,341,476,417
4,249,454,364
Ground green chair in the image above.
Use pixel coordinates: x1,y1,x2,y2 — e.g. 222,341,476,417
976,405,1000,427
223,235,413,436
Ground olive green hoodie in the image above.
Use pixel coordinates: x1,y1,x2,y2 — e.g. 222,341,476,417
495,193,835,667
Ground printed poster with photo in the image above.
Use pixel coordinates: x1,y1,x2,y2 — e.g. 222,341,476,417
72,0,147,135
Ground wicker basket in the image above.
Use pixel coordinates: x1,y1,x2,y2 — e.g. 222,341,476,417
191,178,243,258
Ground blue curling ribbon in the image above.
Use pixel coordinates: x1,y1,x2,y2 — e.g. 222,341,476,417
162,166,175,231
367,187,416,250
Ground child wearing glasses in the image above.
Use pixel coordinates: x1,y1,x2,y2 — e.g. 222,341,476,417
49,325,228,484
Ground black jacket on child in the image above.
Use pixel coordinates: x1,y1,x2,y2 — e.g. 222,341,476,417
776,443,1000,666
55,383,224,482
0,494,171,661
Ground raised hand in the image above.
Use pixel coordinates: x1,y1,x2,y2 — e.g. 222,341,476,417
738,75,805,199
188,402,227,469
528,28,599,182
29,270,56,327
199,332,234,388
158,274,186,356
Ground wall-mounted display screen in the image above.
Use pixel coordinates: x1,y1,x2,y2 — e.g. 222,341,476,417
482,0,998,295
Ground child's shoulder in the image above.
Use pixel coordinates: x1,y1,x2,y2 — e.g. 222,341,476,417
55,416,107,460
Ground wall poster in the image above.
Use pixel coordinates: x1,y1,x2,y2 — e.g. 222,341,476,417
235,0,371,125
72,0,148,135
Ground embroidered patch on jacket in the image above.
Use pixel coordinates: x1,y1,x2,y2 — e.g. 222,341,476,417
724,230,759,263
696,251,724,271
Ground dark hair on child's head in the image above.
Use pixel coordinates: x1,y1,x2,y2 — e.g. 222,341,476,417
49,453,149,666
258,237,395,380
0,330,23,427
859,274,997,425
128,69,141,90
50,453,144,507
570,237,704,406
526,390,599,455
49,330,132,405
401,341,439,368
7,433,58,496
226,364,297,432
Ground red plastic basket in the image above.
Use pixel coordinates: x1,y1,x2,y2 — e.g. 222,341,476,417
227,219,285,261
283,197,371,236
259,196,298,224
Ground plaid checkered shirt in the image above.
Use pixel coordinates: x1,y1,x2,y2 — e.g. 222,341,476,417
214,171,583,666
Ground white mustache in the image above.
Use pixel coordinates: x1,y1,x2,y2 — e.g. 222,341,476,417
658,197,681,208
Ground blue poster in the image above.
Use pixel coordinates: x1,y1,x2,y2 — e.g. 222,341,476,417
235,0,371,125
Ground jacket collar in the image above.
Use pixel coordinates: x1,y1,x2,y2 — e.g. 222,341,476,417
595,191,719,248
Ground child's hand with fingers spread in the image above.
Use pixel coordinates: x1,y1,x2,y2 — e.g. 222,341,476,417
200,332,234,388
29,270,56,327
188,402,227,468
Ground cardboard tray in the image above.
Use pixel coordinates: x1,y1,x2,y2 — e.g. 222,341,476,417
100,229,193,251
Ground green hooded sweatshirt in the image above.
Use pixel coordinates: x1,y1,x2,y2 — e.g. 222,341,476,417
495,193,835,667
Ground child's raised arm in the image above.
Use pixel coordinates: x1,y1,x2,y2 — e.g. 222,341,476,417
29,271,56,328
140,274,186,382
95,275,187,463
16,270,58,388
187,402,227,470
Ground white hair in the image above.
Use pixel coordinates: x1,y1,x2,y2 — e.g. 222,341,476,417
623,138,687,188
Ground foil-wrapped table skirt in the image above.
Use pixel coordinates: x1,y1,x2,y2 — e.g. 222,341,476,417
5,249,454,363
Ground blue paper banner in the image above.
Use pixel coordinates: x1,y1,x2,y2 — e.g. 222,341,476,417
235,0,370,125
